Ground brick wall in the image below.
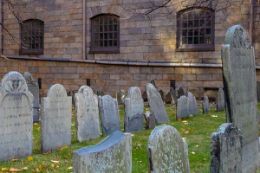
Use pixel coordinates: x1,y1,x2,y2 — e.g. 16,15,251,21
3,0,83,59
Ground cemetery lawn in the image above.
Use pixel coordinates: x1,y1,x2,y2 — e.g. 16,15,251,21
0,105,226,173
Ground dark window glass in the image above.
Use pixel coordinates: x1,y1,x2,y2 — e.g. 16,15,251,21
177,7,215,51
20,19,44,55
90,14,119,53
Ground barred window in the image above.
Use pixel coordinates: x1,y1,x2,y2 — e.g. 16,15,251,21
20,19,44,55
177,7,215,51
90,14,119,53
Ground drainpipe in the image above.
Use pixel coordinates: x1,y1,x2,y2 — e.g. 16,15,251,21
83,0,86,59
250,0,255,44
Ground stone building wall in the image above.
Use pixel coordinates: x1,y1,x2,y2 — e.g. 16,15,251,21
0,0,257,98
254,0,260,64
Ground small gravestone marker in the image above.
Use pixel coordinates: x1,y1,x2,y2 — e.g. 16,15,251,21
187,92,198,115
41,84,72,152
222,25,259,172
216,88,225,112
148,125,190,173
73,131,132,173
116,89,126,105
99,95,120,135
144,111,156,129
146,83,169,123
124,87,144,132
159,90,165,102
0,71,33,161
177,87,186,98
24,72,40,122
177,96,189,119
170,87,177,105
164,91,172,104
75,86,101,142
202,95,209,113
210,123,242,173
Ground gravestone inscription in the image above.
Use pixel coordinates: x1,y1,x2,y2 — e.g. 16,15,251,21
148,125,190,173
222,25,259,173
75,86,101,142
124,87,144,132
41,84,72,152
0,71,33,161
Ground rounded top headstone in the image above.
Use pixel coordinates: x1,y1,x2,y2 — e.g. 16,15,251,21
78,85,94,97
224,25,251,49
47,84,67,97
1,71,28,94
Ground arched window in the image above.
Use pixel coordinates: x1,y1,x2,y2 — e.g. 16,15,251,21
20,19,44,55
90,14,119,53
177,7,215,51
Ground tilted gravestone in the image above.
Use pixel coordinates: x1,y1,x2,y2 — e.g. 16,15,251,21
75,86,101,142
146,83,169,123
210,123,242,173
176,95,189,119
41,84,72,152
73,131,132,173
124,87,144,132
24,72,40,122
99,95,120,135
222,25,259,173
187,92,198,115
0,71,33,161
202,95,209,114
144,111,156,129
216,88,225,112
148,125,190,173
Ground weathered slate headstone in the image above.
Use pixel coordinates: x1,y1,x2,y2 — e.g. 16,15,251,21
75,86,101,142
202,95,209,114
216,88,225,112
170,87,177,105
176,95,189,119
148,125,190,173
99,95,120,135
116,89,126,105
177,87,186,98
124,87,144,132
159,89,165,102
73,131,132,173
164,91,172,104
0,71,33,161
41,84,72,152
210,123,242,173
222,25,259,173
24,72,40,122
187,92,198,115
146,83,169,123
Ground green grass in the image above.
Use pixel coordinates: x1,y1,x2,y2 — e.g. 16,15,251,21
0,105,226,173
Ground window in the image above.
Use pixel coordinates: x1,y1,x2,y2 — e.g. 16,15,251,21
90,14,119,53
20,19,44,55
177,7,215,51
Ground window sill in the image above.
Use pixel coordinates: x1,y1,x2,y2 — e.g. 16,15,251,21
176,47,215,52
19,49,44,55
89,49,120,54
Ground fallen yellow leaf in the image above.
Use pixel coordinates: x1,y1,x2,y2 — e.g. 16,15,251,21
51,160,60,164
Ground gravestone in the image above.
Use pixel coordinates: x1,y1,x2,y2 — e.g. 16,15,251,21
177,87,186,98
210,123,242,173
176,95,189,119
170,87,177,105
24,72,40,122
164,91,172,104
116,89,126,105
124,87,144,132
146,83,169,123
99,95,120,135
159,90,165,102
187,92,198,115
0,71,33,161
202,95,209,114
73,131,132,173
41,84,72,152
148,125,190,173
216,88,225,112
222,25,259,173
144,111,156,129
75,86,101,142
